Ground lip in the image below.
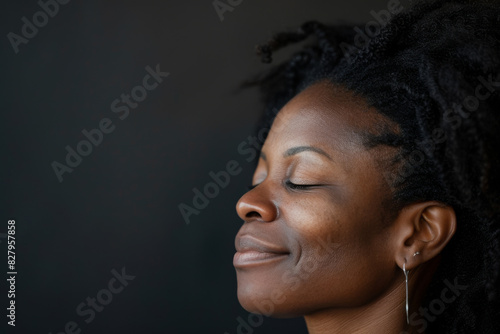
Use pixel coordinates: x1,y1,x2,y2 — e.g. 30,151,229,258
233,251,289,268
234,235,289,268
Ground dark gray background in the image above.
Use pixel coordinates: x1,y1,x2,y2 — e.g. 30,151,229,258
1,0,393,333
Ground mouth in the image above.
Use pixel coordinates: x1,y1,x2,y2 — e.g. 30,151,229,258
233,235,289,268
233,251,289,268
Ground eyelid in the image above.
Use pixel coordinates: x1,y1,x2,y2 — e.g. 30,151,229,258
285,180,320,190
249,180,324,192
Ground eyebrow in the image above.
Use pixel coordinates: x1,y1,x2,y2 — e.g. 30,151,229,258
284,146,333,160
259,146,333,161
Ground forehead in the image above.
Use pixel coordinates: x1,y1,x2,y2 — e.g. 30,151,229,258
265,81,395,152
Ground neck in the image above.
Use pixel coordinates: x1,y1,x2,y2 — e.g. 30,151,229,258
304,258,439,334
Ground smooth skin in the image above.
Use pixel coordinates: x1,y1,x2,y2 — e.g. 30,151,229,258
234,81,456,334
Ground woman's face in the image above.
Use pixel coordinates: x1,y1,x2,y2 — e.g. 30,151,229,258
234,81,401,317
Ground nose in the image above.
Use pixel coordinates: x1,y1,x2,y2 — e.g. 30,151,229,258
236,184,278,222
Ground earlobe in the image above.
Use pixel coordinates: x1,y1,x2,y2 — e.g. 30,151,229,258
394,202,456,270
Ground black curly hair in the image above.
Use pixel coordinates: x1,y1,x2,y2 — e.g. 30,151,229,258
247,0,500,332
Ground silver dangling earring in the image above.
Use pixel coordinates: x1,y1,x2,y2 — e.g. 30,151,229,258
403,262,410,324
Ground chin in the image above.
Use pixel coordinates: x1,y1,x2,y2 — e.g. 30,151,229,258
236,282,306,318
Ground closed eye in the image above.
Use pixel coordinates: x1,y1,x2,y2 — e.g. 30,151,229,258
285,180,320,190
249,181,322,191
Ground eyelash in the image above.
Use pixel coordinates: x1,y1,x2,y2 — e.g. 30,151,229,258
247,181,318,191
285,180,316,190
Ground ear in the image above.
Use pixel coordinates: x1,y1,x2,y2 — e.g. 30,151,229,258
393,201,456,271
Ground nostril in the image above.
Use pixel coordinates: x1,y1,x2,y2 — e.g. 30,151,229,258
245,211,262,219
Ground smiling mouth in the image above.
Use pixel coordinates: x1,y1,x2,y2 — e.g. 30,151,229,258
233,251,289,268
234,234,290,268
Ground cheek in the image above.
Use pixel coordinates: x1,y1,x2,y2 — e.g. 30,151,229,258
284,190,345,237
278,190,395,309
